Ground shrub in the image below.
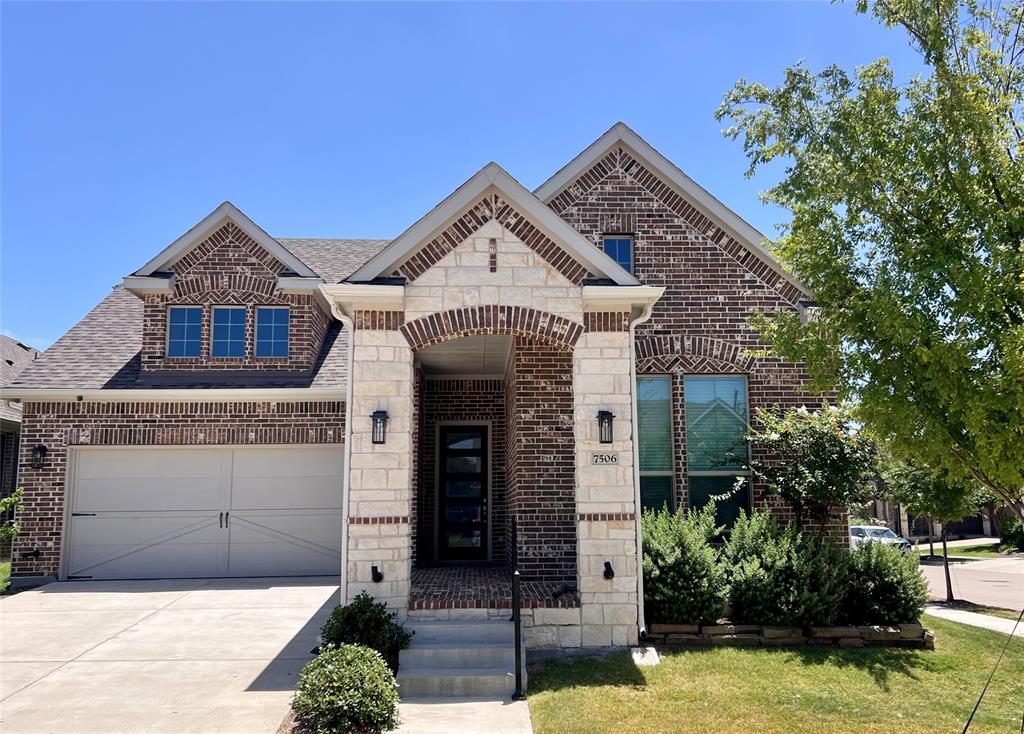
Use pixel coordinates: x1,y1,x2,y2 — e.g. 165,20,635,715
998,515,1024,552
292,644,399,734
724,510,849,627
841,541,927,625
321,592,412,673
641,503,727,625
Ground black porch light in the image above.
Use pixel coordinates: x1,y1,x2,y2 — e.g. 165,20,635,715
371,410,389,444
597,410,614,444
30,444,48,470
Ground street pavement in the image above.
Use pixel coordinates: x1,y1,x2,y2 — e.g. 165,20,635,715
919,556,1024,612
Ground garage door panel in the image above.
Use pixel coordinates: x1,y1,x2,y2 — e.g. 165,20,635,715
75,477,222,512
227,510,342,577
228,477,341,510
68,514,220,579
232,448,343,479
76,449,223,481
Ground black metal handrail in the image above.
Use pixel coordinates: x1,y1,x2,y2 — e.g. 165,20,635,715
511,517,525,700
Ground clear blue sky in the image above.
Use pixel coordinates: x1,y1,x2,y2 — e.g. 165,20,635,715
1,1,924,350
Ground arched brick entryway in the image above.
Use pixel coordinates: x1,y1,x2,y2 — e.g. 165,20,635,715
400,305,584,352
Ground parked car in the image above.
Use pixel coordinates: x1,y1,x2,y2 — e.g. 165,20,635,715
850,525,913,552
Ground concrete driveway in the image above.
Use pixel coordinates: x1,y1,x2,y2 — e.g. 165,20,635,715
0,576,339,734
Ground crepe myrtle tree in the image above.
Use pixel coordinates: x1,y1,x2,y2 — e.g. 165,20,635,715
883,459,992,601
747,404,879,538
716,0,1024,521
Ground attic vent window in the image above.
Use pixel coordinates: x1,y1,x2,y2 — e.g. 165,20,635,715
602,236,633,274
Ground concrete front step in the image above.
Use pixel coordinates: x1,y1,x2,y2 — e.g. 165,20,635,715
400,642,516,668
397,667,517,698
406,620,515,645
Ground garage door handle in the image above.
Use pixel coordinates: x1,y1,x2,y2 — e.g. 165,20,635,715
225,512,229,527
219,512,223,528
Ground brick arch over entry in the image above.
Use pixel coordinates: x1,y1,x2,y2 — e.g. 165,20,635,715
635,334,756,373
400,306,584,352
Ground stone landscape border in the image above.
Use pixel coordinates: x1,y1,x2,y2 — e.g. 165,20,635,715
645,623,935,650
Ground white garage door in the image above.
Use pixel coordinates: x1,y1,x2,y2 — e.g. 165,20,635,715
66,446,343,580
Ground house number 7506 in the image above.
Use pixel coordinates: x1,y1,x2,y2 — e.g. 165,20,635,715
591,453,619,465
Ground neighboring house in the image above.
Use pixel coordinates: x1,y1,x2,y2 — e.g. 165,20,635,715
1,335,40,511
2,123,831,648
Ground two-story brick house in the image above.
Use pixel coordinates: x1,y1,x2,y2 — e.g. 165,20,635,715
3,123,825,649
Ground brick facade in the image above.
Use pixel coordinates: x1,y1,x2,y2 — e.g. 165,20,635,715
141,221,330,373
10,400,344,578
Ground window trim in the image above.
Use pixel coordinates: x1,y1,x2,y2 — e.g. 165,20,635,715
637,372,675,512
165,305,203,359
683,373,753,516
210,305,247,359
254,305,290,358
601,234,634,274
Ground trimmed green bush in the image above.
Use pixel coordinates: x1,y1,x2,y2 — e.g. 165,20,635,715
998,515,1024,552
841,541,927,624
292,644,399,734
641,503,727,625
724,510,849,627
321,592,412,673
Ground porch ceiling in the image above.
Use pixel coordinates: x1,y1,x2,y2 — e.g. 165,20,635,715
415,334,513,377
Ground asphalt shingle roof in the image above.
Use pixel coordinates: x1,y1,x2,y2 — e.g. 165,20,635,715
1,335,40,419
8,237,387,392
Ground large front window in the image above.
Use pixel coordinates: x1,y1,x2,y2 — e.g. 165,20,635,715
684,375,751,526
637,375,674,512
211,306,246,358
255,306,290,357
166,306,202,358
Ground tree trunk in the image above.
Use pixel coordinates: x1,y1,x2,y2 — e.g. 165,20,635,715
942,529,954,603
929,520,935,557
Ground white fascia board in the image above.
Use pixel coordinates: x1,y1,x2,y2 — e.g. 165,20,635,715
123,275,175,297
134,201,317,278
0,387,347,403
320,283,405,318
582,285,665,312
278,276,331,313
347,163,639,286
535,122,810,298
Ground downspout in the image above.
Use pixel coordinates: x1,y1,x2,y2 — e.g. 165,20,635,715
628,297,657,640
326,291,356,605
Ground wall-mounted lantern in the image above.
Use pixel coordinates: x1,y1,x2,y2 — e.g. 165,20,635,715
603,561,615,580
597,411,614,444
30,444,48,470
371,411,389,445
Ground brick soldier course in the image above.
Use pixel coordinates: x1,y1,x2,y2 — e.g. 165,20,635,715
3,123,839,650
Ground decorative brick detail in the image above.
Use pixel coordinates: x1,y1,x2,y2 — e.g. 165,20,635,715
414,379,507,566
11,399,344,578
584,312,630,332
350,516,410,525
548,146,805,306
140,221,331,373
577,512,635,522
401,306,584,352
394,194,593,284
505,337,577,584
354,310,404,331
635,335,755,372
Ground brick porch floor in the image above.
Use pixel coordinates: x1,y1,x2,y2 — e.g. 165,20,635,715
409,562,580,610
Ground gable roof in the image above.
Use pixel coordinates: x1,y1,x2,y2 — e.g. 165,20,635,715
347,162,640,286
534,122,810,298
280,238,390,283
1,335,39,421
134,201,318,278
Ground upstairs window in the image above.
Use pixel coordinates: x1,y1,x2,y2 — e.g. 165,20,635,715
211,306,246,358
602,236,633,273
684,375,751,527
255,306,290,357
166,306,202,358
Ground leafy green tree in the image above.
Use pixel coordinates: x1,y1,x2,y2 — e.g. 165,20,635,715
747,404,879,537
0,488,24,543
716,0,1024,520
883,460,990,601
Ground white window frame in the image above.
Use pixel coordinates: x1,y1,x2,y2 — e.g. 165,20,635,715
210,306,247,359
165,305,203,359
254,305,290,358
601,234,634,274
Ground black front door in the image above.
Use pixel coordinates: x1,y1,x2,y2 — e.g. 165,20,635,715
438,426,488,561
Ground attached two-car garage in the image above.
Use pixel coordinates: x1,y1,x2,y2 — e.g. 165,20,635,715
64,445,343,580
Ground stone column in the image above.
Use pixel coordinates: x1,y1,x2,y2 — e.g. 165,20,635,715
346,315,414,617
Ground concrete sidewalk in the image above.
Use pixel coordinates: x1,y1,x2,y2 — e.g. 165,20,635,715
395,699,533,734
924,604,1023,637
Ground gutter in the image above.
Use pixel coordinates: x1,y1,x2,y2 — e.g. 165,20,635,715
627,295,659,641
326,300,357,607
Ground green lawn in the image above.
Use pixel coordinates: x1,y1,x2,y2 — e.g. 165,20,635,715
0,560,9,592
528,616,1024,734
917,542,1003,559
